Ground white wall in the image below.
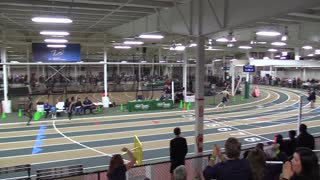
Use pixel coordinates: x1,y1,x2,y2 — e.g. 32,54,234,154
274,69,320,80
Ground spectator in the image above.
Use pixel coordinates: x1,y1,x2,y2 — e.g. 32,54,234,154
275,134,285,153
296,124,315,150
67,97,76,121
203,137,252,180
173,165,187,180
246,148,268,180
107,147,136,180
25,97,33,126
281,147,319,180
170,127,188,179
265,140,288,162
282,130,297,157
74,98,83,115
43,100,51,118
83,97,95,114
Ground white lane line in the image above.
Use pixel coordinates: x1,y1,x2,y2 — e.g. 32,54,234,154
53,120,112,157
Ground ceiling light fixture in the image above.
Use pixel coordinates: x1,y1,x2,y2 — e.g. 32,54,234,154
32,17,72,23
44,39,68,43
281,35,288,41
189,43,197,47
114,46,131,49
271,42,286,46
256,31,281,36
257,42,267,44
216,38,229,42
302,46,313,50
227,43,234,47
268,49,278,52
47,44,66,48
40,31,70,36
170,46,186,51
282,52,288,56
238,46,252,49
123,41,144,45
307,54,314,57
139,34,164,39
315,50,320,55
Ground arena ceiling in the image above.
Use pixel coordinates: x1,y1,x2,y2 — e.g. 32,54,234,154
0,0,320,63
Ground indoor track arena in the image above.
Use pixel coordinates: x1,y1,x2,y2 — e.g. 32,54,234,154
0,1,320,180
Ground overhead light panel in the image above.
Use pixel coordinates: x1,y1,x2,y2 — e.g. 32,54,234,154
40,31,70,36
114,46,131,49
257,42,267,44
44,39,68,43
302,46,313,50
282,52,288,56
268,49,278,52
238,46,252,49
256,31,281,36
32,17,72,23
281,35,288,41
315,50,320,55
139,34,164,39
123,41,144,45
227,43,234,47
189,43,197,47
47,44,66,48
216,38,229,42
307,54,314,57
271,42,286,46
170,46,185,51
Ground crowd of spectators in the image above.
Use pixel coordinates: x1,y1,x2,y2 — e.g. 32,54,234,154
105,124,318,180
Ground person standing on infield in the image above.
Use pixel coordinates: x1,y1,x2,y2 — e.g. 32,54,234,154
25,97,33,126
170,127,188,180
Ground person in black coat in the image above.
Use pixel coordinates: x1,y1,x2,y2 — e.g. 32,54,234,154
282,130,297,157
296,124,315,150
170,127,188,178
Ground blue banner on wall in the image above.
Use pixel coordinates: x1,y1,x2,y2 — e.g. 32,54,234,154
32,43,81,62
243,65,255,72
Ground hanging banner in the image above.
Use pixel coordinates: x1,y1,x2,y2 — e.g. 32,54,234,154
32,43,81,62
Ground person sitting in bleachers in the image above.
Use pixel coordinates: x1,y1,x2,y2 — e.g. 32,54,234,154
83,97,95,114
74,98,83,115
43,100,51,118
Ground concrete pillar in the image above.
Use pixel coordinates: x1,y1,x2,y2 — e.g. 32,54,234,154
26,45,30,82
183,52,187,98
193,0,205,177
103,37,108,96
1,43,10,113
295,47,300,60
231,65,235,96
